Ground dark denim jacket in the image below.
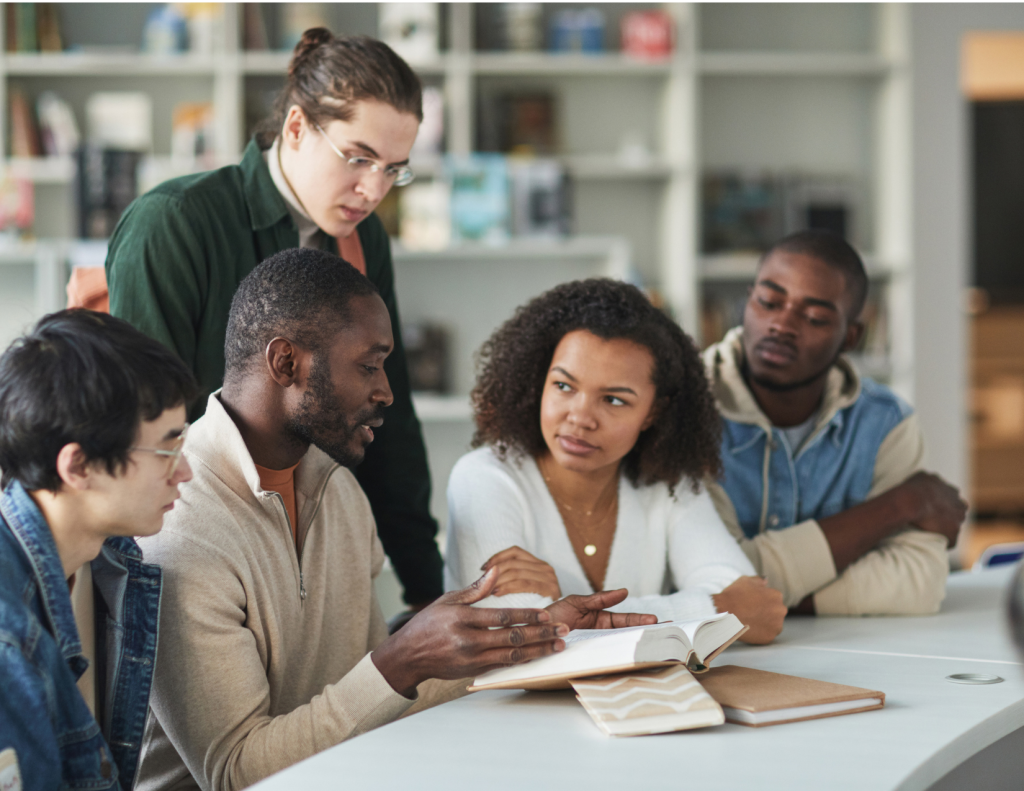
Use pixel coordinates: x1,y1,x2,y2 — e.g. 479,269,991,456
0,481,161,790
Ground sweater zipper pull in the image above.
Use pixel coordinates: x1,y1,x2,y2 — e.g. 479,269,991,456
299,571,307,601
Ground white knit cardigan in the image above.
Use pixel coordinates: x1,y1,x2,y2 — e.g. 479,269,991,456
443,446,756,622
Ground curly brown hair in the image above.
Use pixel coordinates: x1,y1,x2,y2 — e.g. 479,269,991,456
471,278,722,492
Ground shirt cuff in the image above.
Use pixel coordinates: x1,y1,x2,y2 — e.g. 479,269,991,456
324,653,418,734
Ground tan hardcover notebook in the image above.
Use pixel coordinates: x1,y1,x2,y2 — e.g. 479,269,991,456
469,613,748,692
571,665,725,736
697,665,885,727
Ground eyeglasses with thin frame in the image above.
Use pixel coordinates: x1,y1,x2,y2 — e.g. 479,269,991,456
130,423,189,480
314,123,415,187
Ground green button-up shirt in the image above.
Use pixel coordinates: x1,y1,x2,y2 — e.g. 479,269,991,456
106,140,442,603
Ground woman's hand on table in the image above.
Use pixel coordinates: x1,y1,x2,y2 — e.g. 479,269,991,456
712,576,786,645
482,545,562,599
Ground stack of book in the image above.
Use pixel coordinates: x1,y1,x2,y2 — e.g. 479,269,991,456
470,616,885,738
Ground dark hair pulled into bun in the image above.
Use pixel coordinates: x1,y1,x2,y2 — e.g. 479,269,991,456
256,30,422,148
288,27,334,79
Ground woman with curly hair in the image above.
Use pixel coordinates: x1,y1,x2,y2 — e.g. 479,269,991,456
444,279,786,643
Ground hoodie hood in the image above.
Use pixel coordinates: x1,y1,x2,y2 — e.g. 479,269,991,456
702,326,862,438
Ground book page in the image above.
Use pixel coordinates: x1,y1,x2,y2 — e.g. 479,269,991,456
567,613,727,647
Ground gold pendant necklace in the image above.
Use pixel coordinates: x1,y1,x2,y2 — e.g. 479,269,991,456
539,456,617,559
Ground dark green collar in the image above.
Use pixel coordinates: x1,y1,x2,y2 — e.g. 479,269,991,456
240,138,291,232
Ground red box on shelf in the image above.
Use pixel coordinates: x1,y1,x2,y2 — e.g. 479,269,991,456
621,11,674,60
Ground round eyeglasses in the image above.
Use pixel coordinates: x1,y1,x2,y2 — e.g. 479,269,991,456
314,123,415,187
130,423,189,480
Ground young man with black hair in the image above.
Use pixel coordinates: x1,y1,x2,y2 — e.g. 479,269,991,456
0,310,197,791
704,230,967,616
136,247,654,791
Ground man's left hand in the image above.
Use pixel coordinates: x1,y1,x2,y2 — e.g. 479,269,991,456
545,588,657,631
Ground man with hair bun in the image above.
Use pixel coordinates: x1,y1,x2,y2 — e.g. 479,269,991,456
136,248,655,791
106,29,442,618
704,230,968,616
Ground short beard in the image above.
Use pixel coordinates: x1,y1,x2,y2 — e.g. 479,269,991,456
285,354,383,468
741,351,839,393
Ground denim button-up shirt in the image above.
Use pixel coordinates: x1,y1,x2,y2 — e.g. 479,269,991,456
0,481,161,790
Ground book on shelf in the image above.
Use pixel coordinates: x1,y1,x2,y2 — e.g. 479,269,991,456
37,92,80,158
572,664,725,737
478,92,557,157
468,613,747,692
549,7,606,53
242,3,269,51
399,180,451,251
501,93,557,156
280,4,328,52
509,158,571,238
403,321,451,394
698,665,885,727
481,3,545,52
36,3,62,52
9,90,42,158
77,146,141,239
702,171,860,255
621,10,674,60
171,102,215,166
447,154,509,245
0,174,35,234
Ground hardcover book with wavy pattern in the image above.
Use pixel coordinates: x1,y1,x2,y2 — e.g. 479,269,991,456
571,665,725,736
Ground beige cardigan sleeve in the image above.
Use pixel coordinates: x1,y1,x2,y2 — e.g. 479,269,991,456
709,414,949,614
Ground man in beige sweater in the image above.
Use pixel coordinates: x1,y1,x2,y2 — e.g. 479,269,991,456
136,249,654,791
704,231,967,616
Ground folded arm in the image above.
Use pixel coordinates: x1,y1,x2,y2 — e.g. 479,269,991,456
710,414,960,614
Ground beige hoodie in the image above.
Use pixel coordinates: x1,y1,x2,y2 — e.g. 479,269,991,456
136,394,464,791
703,328,949,616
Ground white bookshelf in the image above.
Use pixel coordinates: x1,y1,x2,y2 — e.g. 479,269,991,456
0,2,914,385
0,3,916,608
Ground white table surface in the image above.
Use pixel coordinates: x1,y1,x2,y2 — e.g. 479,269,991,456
253,567,1024,791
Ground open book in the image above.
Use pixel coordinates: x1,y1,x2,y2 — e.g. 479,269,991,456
572,665,725,736
469,613,747,691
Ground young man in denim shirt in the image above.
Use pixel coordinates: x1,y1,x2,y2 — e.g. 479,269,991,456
0,310,196,791
704,231,968,616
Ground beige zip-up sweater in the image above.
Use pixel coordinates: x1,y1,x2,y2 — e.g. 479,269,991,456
136,394,464,791
703,328,949,616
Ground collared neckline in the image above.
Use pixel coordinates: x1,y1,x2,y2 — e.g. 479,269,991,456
186,391,340,509
265,137,326,250
0,481,83,664
240,138,292,232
